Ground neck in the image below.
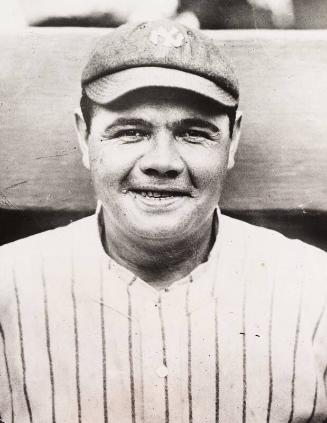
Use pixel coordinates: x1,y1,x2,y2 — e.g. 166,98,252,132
100,212,216,290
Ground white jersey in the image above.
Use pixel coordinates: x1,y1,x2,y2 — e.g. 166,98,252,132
0,210,327,422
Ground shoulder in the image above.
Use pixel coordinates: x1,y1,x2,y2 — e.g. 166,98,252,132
0,214,97,287
0,214,99,321
220,213,327,275
0,214,96,258
219,214,327,323
221,213,326,253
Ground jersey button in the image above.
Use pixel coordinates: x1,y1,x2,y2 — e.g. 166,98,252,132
156,365,168,378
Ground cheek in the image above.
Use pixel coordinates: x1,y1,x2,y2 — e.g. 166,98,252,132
88,144,133,184
186,146,230,190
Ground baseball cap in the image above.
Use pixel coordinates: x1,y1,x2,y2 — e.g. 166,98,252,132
82,20,239,108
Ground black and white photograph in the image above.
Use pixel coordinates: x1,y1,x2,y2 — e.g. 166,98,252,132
0,0,327,421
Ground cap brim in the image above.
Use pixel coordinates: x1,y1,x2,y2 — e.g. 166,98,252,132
84,67,237,107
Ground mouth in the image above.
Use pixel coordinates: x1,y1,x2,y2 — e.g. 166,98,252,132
129,189,189,199
125,187,190,210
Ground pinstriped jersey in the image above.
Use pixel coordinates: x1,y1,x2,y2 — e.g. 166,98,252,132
0,211,327,422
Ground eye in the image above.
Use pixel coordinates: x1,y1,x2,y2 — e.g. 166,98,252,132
115,129,149,142
177,129,210,143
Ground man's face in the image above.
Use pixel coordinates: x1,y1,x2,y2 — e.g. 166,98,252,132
77,87,241,243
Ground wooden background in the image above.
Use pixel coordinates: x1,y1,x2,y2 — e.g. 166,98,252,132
0,29,326,248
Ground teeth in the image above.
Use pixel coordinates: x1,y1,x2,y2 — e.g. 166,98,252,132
138,191,174,199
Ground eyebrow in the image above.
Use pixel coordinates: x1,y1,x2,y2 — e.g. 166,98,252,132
105,118,153,132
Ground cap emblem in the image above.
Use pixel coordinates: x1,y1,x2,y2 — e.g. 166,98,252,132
149,26,184,48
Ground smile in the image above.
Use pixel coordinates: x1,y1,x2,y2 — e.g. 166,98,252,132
127,188,189,209
128,187,189,197
134,190,185,199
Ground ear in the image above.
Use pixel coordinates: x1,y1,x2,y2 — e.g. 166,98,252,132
74,108,90,170
227,110,242,170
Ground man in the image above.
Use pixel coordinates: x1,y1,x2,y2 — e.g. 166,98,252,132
0,19,326,423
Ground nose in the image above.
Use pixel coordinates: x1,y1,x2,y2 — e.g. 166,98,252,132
138,131,185,178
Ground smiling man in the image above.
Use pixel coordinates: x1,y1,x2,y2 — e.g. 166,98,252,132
0,20,327,423
76,86,240,288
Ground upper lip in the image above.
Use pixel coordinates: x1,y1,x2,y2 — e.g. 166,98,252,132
128,186,191,196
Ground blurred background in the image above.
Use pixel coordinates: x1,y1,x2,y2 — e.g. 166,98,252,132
1,0,327,31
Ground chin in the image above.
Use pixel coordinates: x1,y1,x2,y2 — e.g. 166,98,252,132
131,222,188,242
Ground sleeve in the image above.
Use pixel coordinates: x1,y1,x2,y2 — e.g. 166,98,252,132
306,245,327,390
0,322,13,422
0,248,14,421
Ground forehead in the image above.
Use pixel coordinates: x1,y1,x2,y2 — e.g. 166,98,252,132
91,87,229,124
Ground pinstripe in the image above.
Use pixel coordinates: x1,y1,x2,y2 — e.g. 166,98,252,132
323,366,327,386
214,297,219,423
266,280,276,423
307,379,318,422
186,276,193,423
242,278,247,423
312,299,327,343
211,262,218,298
0,322,14,422
71,271,82,423
158,295,169,423
100,265,108,423
287,288,303,423
127,277,137,423
307,291,325,422
13,270,33,423
41,264,56,423
139,327,145,422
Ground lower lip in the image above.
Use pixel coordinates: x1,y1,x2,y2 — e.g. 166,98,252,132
128,191,187,210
